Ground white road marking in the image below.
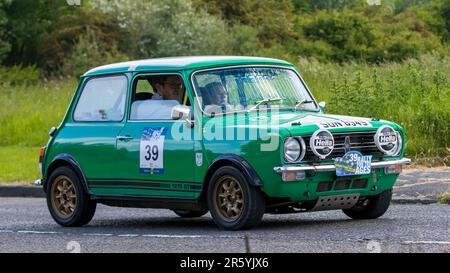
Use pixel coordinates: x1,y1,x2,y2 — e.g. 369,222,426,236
1,229,240,239
82,233,113,236
17,230,61,234
143,234,204,238
0,230,14,233
142,234,242,239
403,241,450,245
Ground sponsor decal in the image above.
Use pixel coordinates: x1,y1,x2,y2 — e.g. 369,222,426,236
335,151,372,176
140,127,166,174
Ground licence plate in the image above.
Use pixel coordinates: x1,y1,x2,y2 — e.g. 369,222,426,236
335,151,372,176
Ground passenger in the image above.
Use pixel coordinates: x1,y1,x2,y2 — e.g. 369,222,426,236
131,75,185,120
203,82,229,115
151,75,184,102
203,82,227,106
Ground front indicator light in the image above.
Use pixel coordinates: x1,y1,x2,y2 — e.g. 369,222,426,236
39,146,45,175
282,171,306,182
385,164,403,174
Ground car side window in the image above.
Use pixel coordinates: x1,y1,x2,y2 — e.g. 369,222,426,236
130,74,187,120
73,75,128,122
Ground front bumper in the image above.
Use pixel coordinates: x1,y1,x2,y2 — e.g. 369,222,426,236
273,158,411,173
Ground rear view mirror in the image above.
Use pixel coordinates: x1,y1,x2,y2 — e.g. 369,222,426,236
318,101,326,111
171,105,194,128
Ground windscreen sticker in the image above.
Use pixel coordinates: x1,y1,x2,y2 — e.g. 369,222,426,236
140,127,166,174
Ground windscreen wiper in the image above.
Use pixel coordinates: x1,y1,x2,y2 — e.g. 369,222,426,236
246,97,282,113
294,99,314,111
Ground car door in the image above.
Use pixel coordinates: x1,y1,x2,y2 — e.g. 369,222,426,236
111,73,198,198
63,74,129,191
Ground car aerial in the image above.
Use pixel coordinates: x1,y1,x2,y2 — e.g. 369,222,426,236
37,56,411,230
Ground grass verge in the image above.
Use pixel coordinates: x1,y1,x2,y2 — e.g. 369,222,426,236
0,146,40,183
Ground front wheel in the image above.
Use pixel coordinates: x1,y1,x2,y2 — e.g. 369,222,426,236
343,189,392,220
46,166,96,227
207,166,265,230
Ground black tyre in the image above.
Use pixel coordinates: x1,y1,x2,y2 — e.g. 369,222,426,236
343,189,392,220
46,166,96,227
207,166,265,230
172,209,208,218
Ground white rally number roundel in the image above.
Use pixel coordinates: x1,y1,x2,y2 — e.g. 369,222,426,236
140,127,166,174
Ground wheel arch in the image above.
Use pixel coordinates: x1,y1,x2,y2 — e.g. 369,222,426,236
198,154,263,204
44,154,91,195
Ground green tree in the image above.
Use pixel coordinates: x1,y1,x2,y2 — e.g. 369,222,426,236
0,0,11,63
92,0,233,58
38,7,123,73
192,0,295,44
3,0,71,66
61,28,128,77
296,10,377,62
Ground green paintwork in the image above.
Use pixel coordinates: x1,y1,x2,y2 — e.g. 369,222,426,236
42,56,407,204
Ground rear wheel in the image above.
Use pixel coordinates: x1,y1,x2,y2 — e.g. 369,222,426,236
207,166,265,230
46,166,96,227
343,189,392,220
172,209,208,218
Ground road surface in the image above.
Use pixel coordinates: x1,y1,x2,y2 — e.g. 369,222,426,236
0,197,448,253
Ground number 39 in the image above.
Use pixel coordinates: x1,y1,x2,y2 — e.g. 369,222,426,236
145,145,158,161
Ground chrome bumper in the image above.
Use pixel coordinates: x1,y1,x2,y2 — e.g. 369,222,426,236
273,158,411,173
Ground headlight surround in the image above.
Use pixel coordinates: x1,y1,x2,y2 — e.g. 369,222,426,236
309,129,334,159
375,125,401,156
284,137,306,163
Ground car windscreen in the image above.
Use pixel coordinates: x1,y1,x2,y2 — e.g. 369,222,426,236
192,67,318,114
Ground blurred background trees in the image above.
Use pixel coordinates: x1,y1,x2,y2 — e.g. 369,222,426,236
0,0,448,76
0,0,449,178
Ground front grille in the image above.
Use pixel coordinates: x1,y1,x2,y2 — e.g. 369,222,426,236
335,179,351,190
316,179,368,192
302,131,384,162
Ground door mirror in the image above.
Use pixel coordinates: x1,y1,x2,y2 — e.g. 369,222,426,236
318,101,326,111
171,105,194,128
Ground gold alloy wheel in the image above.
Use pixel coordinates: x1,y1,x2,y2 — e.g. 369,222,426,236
213,175,245,222
50,175,77,219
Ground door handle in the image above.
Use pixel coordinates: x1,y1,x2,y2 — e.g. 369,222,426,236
116,135,133,141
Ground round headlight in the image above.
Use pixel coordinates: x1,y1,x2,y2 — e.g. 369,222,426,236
284,137,305,162
375,125,399,156
310,129,334,159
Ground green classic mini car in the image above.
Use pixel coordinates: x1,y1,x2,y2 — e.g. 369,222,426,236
37,56,411,230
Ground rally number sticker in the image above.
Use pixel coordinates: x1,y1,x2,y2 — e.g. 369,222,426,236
140,127,166,174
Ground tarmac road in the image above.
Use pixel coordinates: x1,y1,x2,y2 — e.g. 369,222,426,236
0,197,449,253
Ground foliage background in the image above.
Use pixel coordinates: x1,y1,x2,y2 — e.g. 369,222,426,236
0,0,449,181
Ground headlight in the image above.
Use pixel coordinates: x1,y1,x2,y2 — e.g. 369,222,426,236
284,137,306,162
310,129,334,159
375,125,400,156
